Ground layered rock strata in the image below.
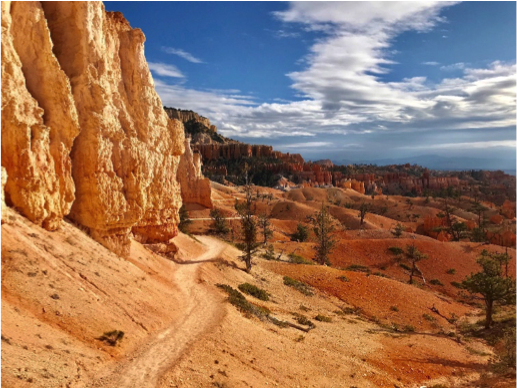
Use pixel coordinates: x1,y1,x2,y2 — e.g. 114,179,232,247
1,1,80,230
1,2,191,256
41,2,185,254
164,107,215,132
177,138,213,209
1,167,7,223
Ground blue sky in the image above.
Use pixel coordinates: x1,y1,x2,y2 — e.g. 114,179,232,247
105,1,516,168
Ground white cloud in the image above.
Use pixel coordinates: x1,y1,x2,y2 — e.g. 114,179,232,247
422,61,440,66
161,47,204,63
151,2,515,157
148,62,185,78
440,62,466,71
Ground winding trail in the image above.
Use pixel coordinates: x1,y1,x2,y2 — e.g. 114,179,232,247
91,236,226,388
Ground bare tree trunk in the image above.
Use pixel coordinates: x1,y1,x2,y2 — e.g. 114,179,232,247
485,300,493,329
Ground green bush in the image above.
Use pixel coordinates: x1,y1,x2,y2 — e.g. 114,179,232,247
429,279,443,286
403,324,416,332
399,263,411,271
346,264,370,273
216,284,270,318
288,253,313,265
451,281,464,289
283,276,313,296
238,283,269,301
262,244,275,261
338,275,349,282
315,314,332,323
390,306,399,312
290,223,309,242
98,330,125,346
293,313,314,327
388,246,403,255
423,313,436,322
446,268,456,275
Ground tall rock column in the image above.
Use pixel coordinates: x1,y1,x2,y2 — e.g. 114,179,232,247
1,1,80,230
0,166,7,226
42,2,184,255
177,138,213,209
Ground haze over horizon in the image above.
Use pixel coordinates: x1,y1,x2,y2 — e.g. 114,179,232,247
105,1,516,170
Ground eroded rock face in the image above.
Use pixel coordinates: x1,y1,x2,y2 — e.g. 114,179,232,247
177,138,213,209
1,167,7,223
1,1,80,230
38,2,185,254
164,108,215,131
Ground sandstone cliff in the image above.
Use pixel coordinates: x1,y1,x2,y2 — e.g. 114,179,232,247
1,2,193,256
177,138,213,208
43,2,185,254
1,167,7,223
164,107,215,132
1,1,80,230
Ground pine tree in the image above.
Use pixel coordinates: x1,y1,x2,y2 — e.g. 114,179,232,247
291,223,309,242
258,212,273,245
209,207,229,236
462,250,516,329
404,242,428,284
392,223,404,238
235,171,260,273
358,202,371,226
178,204,192,234
309,203,337,265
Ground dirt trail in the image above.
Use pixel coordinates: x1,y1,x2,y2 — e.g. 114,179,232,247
91,236,226,388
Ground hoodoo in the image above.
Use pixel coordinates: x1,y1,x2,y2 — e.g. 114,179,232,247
0,1,216,256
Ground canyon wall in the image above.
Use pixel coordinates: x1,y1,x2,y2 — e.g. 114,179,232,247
164,107,216,132
1,1,80,230
1,2,198,256
0,166,7,226
44,2,185,253
177,138,213,208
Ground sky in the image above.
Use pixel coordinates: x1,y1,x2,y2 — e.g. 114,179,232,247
104,1,516,169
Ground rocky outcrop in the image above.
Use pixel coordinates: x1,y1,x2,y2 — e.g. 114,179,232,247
164,107,215,131
1,167,7,223
1,2,189,256
1,1,80,230
40,2,185,254
177,138,213,208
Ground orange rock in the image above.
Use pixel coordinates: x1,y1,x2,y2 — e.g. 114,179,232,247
42,2,185,255
177,138,213,209
436,231,450,242
1,1,80,230
1,167,7,223
490,214,504,225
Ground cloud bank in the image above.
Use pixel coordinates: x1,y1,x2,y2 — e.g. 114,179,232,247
150,1,516,161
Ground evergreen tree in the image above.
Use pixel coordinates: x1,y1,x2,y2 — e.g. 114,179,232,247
178,204,192,234
258,212,273,245
209,207,229,236
235,172,260,272
392,223,404,238
358,202,371,226
462,250,516,329
404,242,428,284
291,223,309,242
308,203,337,265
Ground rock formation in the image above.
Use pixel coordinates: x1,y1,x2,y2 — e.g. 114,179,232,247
1,167,7,223
164,107,215,132
177,138,213,208
1,2,194,256
1,1,80,230
41,2,185,254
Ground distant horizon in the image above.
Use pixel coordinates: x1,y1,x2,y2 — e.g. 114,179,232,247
106,1,516,168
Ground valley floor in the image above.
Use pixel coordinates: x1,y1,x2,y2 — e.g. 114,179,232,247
1,189,515,388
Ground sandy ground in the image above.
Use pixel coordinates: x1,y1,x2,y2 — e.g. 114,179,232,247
2,182,515,388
